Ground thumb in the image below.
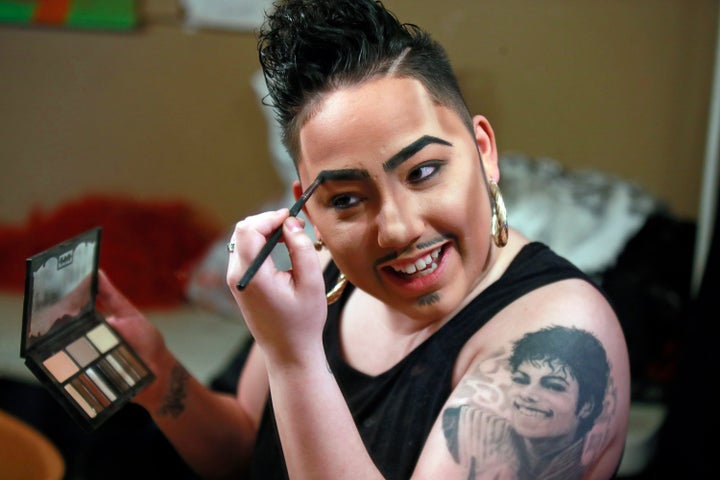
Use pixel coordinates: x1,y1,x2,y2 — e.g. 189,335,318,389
96,270,141,318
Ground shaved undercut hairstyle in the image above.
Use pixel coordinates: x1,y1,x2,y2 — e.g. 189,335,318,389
257,0,474,164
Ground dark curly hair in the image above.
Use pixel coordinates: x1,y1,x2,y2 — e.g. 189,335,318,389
257,0,473,164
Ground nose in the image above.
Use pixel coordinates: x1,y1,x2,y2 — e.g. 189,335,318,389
376,193,424,249
517,383,543,403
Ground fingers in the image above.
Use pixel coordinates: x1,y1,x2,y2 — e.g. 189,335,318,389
226,209,317,296
282,217,323,295
228,209,291,261
96,270,140,317
226,209,291,291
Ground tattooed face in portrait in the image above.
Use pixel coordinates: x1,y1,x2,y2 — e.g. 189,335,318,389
508,326,610,440
509,358,590,441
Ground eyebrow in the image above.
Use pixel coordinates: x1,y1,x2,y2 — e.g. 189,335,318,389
318,169,370,182
382,135,453,172
315,135,453,184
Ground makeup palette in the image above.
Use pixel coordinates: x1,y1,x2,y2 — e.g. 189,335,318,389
20,227,154,431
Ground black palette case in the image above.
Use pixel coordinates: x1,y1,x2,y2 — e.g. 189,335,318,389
20,227,154,431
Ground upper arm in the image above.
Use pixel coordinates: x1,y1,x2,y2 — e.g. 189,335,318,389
414,279,631,480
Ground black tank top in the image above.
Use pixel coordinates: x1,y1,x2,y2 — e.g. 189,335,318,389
250,242,597,480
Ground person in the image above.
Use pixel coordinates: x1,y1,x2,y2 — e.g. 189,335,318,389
98,1,631,478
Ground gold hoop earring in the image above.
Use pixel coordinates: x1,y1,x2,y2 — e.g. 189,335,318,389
490,180,509,247
326,272,347,305
314,239,346,303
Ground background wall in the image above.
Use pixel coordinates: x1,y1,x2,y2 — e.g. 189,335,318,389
1,0,717,227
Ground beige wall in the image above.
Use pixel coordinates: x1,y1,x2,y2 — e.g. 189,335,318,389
1,0,717,226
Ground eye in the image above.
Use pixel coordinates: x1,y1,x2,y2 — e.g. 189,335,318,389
511,373,530,386
330,193,362,210
407,161,443,184
541,378,569,393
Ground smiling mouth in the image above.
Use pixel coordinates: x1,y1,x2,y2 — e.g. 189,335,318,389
513,402,553,418
388,246,443,279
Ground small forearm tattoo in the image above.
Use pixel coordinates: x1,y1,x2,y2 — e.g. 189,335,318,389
156,364,189,418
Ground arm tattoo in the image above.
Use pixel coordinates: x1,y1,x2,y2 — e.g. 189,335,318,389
156,363,189,418
443,326,613,479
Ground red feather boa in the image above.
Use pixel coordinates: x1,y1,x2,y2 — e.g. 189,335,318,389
0,194,223,310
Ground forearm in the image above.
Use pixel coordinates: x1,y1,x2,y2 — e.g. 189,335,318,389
139,357,257,479
98,272,258,478
265,350,382,480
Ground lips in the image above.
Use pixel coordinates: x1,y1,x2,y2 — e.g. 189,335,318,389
389,246,442,278
513,402,553,418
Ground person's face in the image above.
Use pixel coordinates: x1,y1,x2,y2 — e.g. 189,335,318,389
294,76,499,322
509,359,589,440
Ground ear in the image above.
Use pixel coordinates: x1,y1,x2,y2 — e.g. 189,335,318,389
292,179,303,202
473,114,500,182
292,179,315,224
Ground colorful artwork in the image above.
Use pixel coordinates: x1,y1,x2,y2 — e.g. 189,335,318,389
0,0,137,30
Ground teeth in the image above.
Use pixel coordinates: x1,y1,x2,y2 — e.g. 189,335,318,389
515,403,551,418
392,247,442,275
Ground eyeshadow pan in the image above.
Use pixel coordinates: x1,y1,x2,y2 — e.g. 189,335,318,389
117,344,147,378
43,350,79,383
87,366,117,401
66,336,99,366
78,372,110,408
106,353,137,387
87,324,119,353
112,346,141,382
65,383,97,418
69,377,101,416
97,357,129,392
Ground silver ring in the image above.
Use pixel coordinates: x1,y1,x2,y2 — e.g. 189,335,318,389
226,242,235,253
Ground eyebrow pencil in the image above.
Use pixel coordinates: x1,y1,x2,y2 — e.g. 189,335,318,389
236,173,325,290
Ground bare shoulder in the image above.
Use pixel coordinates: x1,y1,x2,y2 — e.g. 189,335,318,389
415,278,631,479
506,278,628,356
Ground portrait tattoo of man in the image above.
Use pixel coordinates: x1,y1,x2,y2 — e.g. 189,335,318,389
443,326,613,479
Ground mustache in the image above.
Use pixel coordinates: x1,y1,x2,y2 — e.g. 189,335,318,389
373,233,455,267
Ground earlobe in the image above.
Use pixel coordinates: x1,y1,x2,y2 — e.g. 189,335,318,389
472,114,500,181
292,180,303,202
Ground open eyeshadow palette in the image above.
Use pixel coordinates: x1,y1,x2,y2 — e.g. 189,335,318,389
20,227,154,431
